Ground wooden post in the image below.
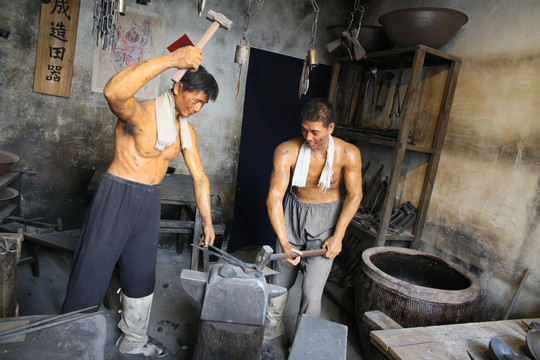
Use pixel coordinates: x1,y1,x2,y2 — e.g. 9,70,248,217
0,233,23,317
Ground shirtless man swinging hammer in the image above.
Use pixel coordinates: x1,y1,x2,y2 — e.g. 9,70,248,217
61,46,218,357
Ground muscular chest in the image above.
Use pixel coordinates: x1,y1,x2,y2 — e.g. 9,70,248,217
295,153,341,185
116,121,181,160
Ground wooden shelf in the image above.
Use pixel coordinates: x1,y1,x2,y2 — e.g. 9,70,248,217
334,127,437,154
329,45,461,249
335,44,460,69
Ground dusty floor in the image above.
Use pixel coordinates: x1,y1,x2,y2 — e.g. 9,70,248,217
4,237,364,359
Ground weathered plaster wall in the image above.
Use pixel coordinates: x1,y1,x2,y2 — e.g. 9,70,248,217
362,0,540,320
0,0,349,227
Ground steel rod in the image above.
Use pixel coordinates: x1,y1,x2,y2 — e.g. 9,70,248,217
0,310,103,341
270,248,327,260
0,306,98,339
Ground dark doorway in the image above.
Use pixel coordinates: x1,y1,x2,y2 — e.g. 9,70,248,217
227,48,332,252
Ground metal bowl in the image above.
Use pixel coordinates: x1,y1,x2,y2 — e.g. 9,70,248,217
0,150,20,175
0,187,18,211
357,25,394,53
489,337,532,360
527,330,540,360
378,7,468,48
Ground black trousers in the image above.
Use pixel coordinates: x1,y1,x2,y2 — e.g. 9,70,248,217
61,172,161,313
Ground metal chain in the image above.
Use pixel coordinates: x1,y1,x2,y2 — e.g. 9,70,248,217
309,0,319,49
356,5,365,33
94,0,120,53
242,0,253,41
347,2,365,33
236,0,263,99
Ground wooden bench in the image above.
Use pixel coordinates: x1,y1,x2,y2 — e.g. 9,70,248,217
0,222,78,277
361,311,403,359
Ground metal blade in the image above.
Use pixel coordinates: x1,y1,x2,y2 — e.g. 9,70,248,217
198,0,206,16
261,267,279,276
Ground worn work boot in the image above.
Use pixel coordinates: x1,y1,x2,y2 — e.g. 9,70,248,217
264,291,290,341
116,292,167,357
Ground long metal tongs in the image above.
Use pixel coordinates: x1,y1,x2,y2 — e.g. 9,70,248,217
192,244,263,276
0,306,102,342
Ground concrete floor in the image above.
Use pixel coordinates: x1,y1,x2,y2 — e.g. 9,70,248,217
6,237,364,359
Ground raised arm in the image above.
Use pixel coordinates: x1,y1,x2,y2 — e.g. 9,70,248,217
323,144,363,258
266,142,303,265
103,46,202,123
181,122,214,246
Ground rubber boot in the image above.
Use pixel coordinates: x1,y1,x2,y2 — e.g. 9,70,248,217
264,291,290,341
116,292,167,357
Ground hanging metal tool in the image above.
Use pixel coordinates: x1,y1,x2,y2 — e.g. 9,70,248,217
326,1,366,60
93,0,122,53
299,0,320,98
198,0,206,16
347,2,366,60
359,66,377,126
375,72,395,110
234,0,264,99
389,62,406,129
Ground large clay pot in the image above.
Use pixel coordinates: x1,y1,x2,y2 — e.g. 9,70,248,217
355,246,479,328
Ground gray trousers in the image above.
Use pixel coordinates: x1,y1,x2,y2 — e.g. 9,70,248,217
265,192,342,338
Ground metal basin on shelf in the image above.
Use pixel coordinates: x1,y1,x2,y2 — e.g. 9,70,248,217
0,150,20,176
0,187,19,211
379,7,468,48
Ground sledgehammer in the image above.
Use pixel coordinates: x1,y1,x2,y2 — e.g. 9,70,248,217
171,10,233,82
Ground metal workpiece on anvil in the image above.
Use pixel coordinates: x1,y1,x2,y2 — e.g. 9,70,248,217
181,262,286,326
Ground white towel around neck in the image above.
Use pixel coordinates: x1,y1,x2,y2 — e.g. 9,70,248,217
291,134,334,191
154,90,192,151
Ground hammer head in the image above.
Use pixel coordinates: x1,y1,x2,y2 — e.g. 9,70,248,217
206,10,233,31
254,245,273,272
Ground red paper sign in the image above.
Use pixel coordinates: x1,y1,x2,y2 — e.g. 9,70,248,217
167,34,194,52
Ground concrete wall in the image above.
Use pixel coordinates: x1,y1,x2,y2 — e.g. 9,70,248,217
361,0,540,320
0,0,349,227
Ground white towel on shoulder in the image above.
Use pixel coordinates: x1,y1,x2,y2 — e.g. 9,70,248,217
154,90,192,151
291,134,334,191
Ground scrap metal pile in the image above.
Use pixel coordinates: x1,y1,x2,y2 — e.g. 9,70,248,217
353,162,418,236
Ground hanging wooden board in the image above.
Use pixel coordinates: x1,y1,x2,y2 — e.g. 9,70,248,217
33,0,81,98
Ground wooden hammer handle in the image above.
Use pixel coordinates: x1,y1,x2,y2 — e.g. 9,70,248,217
270,248,327,261
171,21,221,82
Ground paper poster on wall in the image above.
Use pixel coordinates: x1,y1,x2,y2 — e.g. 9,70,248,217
91,7,165,100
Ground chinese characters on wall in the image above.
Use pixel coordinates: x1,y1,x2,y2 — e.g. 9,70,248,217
34,0,81,97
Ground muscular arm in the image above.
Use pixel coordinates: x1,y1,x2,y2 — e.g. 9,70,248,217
103,46,202,124
323,144,363,258
182,123,215,246
266,142,303,265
